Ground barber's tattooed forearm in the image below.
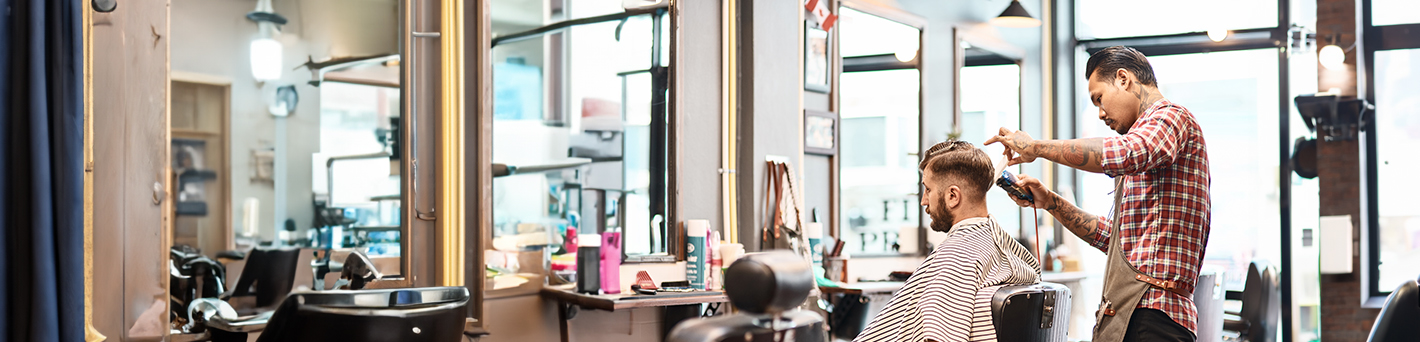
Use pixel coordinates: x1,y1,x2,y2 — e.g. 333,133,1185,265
1046,195,1101,241
1031,139,1105,172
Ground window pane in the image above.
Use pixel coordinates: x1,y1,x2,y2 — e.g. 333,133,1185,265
1076,49,1281,290
957,63,1024,239
1075,0,1278,39
1373,48,1420,293
839,7,919,58
1373,0,1420,26
840,69,920,255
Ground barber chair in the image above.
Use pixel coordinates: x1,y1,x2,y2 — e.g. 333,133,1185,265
223,247,302,313
1366,274,1419,342
667,251,825,342
1222,261,1279,342
206,287,470,342
990,282,1072,342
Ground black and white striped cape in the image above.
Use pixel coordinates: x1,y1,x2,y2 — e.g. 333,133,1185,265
852,216,1041,342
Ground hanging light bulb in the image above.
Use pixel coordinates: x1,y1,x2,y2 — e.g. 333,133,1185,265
247,0,287,81
991,0,1041,28
896,35,919,63
1319,44,1346,70
1207,29,1228,42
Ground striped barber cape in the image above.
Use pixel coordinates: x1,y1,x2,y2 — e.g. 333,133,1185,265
853,216,1041,342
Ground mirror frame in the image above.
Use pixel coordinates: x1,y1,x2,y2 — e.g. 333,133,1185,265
952,26,1028,239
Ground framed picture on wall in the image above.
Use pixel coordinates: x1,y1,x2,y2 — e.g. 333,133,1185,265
804,21,831,93
805,110,837,155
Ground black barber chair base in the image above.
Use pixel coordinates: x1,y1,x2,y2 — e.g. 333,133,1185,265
668,311,825,342
991,282,1072,342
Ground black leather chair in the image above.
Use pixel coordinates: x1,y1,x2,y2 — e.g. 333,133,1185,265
1366,275,1419,342
991,282,1072,342
1223,261,1279,342
667,251,825,342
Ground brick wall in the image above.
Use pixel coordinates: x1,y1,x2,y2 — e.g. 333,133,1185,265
1315,0,1381,340
1316,140,1379,341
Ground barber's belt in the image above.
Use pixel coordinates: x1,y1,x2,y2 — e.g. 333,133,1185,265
1100,274,1195,316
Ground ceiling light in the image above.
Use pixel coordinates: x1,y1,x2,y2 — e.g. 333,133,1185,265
991,0,1040,28
1319,44,1346,70
1207,29,1228,42
895,48,917,63
248,0,287,81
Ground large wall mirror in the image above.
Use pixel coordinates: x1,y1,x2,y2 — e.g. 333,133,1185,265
486,0,676,278
836,4,924,257
951,27,1028,241
168,0,421,317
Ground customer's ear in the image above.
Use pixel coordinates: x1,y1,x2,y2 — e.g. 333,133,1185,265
946,185,962,209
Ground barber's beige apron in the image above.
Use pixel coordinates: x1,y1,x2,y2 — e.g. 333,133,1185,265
1092,177,1192,342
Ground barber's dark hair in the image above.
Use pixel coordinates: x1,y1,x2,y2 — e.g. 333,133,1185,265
918,140,994,198
1085,46,1157,87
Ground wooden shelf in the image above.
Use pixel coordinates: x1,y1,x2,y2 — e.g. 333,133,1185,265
539,284,728,311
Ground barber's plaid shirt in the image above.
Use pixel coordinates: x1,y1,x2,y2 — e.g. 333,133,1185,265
1085,99,1211,334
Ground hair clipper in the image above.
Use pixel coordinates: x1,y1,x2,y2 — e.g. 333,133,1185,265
996,170,1034,203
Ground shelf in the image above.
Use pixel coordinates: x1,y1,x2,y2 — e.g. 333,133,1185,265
539,284,727,311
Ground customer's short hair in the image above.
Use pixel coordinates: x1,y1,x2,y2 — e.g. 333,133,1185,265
918,140,994,198
1085,46,1157,87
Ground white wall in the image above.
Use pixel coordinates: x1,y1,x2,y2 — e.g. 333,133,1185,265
171,0,398,240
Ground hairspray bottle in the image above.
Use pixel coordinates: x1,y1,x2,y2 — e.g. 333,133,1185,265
599,232,622,294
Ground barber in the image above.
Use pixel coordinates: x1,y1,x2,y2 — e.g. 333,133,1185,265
984,46,1210,342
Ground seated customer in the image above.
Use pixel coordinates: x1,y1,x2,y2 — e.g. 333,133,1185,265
854,140,1041,342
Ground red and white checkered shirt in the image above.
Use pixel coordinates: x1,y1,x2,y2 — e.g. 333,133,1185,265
1084,99,1211,334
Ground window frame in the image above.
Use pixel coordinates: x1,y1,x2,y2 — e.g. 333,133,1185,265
1069,0,1296,339
1359,0,1420,304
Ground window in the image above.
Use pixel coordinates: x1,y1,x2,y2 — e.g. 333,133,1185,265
1074,0,1278,39
1075,49,1282,291
1364,0,1420,300
1371,48,1420,293
1371,0,1420,26
839,69,921,255
957,62,1023,240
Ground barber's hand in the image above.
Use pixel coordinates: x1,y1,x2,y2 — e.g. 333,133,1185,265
983,127,1039,166
1007,173,1058,210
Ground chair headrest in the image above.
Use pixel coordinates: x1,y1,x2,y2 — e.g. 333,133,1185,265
723,251,813,315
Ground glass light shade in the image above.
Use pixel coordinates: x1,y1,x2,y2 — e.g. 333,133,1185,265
250,38,283,81
991,16,1041,28
895,49,917,63
1208,29,1228,42
1319,44,1346,70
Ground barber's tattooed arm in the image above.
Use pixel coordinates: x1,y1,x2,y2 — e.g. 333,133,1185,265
1041,191,1106,245
986,128,1107,173
1028,138,1107,173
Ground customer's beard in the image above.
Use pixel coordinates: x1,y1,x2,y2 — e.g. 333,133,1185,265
928,197,955,233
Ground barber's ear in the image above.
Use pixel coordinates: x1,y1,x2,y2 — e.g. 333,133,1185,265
1115,68,1131,89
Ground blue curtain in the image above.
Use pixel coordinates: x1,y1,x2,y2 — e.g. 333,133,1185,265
1,0,86,340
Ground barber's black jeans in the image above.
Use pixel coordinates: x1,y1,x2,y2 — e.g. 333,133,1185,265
1123,308,1196,342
